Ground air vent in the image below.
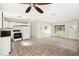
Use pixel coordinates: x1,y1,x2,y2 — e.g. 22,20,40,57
51,13,56,16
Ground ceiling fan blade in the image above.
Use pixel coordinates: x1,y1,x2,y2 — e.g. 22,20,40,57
25,6,31,13
20,3,52,5
20,3,27,4
34,6,43,13
36,3,52,5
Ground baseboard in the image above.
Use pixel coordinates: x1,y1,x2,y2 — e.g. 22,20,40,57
51,36,78,41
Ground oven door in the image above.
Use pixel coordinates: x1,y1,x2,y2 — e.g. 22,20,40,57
14,33,22,39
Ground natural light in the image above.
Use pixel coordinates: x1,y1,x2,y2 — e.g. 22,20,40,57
20,41,33,46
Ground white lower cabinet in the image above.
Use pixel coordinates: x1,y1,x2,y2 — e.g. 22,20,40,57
0,37,11,56
21,26,30,40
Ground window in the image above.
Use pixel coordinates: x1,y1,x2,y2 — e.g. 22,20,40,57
54,25,65,35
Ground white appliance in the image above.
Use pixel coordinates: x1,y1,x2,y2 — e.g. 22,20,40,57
21,25,30,40
12,30,22,41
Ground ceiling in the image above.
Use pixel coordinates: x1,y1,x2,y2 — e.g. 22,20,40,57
0,3,79,23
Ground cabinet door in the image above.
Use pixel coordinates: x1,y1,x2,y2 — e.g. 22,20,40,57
0,37,11,56
3,21,9,28
21,27,30,39
0,11,2,28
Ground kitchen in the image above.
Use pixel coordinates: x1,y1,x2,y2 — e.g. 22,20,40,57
0,11,31,55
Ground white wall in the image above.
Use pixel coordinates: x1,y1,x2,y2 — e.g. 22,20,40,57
51,20,79,40
32,21,51,39
32,21,41,38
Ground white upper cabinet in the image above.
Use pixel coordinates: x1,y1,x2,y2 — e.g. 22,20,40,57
0,11,2,28
3,21,8,28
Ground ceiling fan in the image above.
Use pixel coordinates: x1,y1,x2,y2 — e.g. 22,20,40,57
21,3,52,14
